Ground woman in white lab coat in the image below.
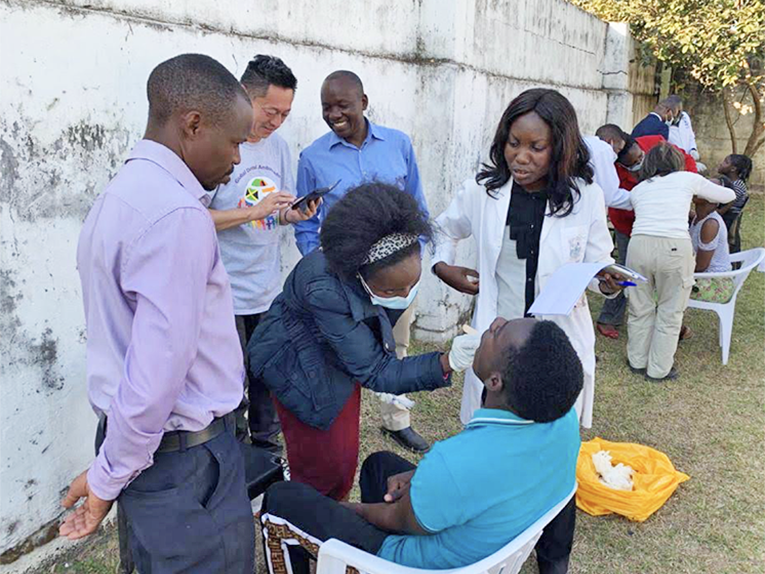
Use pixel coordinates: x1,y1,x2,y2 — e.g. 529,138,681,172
433,88,622,428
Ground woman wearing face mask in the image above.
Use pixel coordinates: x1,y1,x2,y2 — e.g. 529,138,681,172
248,183,476,500
433,88,621,432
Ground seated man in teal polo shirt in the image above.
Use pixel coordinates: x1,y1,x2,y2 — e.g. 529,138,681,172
260,317,583,574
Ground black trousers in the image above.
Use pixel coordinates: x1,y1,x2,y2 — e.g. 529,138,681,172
721,210,743,254
236,313,282,453
261,451,408,574
96,419,255,573
261,451,576,574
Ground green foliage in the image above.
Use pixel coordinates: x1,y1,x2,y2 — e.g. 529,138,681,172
572,0,764,88
573,0,765,155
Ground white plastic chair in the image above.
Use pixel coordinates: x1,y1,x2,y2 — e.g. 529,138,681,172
316,485,577,574
686,247,765,365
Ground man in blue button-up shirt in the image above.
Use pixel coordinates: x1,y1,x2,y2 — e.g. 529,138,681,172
294,70,431,452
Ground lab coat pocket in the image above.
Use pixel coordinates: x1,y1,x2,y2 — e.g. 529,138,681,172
561,225,588,263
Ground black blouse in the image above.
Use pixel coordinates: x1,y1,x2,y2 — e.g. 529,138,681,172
506,183,548,314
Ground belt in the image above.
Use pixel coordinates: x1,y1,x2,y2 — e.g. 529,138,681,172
156,413,234,453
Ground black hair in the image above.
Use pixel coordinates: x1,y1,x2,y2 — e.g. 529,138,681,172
716,174,736,190
323,70,364,95
727,154,753,181
147,54,249,126
320,183,432,281
476,88,593,217
501,321,583,422
616,135,639,164
240,55,297,97
662,95,683,114
638,142,685,182
701,175,736,208
595,123,627,143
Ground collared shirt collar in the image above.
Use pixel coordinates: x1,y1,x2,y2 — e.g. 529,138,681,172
467,407,535,427
327,119,386,151
649,112,663,121
126,139,210,206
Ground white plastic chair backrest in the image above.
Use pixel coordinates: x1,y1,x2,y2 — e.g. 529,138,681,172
457,484,577,574
694,247,765,294
316,484,577,574
752,247,765,273
729,249,763,293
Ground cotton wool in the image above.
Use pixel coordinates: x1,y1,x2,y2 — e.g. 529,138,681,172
592,450,635,491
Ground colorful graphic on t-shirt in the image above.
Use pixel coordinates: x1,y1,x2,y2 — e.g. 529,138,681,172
238,176,279,230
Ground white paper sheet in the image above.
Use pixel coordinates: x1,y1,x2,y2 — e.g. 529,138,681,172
528,262,611,317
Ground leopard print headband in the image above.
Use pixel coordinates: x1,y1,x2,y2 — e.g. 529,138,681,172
362,233,419,265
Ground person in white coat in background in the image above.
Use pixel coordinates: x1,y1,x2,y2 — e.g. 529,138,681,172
433,88,623,430
666,95,705,171
583,134,632,210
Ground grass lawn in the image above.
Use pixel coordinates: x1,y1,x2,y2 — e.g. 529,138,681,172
37,194,764,574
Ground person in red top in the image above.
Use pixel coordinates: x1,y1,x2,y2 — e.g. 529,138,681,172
595,129,697,339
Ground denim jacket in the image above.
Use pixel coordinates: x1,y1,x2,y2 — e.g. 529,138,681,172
248,251,451,430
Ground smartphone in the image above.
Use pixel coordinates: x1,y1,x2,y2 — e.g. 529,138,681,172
291,179,341,211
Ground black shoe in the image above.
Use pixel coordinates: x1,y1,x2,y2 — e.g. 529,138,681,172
382,427,429,453
626,359,646,375
645,366,679,382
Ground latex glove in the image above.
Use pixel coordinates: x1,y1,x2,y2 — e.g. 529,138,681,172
376,393,415,410
448,333,481,372
690,149,700,161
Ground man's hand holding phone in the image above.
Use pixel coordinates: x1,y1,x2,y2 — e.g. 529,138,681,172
248,191,295,221
281,198,321,224
291,180,341,212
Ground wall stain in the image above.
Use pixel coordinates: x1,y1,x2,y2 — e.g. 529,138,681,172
0,521,58,565
0,269,65,393
66,123,106,152
0,137,20,199
6,521,20,536
29,328,64,391
0,116,132,222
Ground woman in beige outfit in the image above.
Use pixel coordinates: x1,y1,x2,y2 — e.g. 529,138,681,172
626,143,735,381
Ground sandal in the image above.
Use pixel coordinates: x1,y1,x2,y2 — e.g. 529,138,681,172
597,323,620,340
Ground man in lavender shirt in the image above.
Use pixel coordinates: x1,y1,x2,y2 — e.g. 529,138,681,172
59,54,256,572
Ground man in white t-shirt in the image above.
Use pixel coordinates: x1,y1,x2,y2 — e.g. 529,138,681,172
207,55,318,451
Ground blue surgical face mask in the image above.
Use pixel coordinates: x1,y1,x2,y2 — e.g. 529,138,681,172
358,274,420,310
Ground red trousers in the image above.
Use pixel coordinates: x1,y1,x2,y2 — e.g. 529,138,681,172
274,384,361,501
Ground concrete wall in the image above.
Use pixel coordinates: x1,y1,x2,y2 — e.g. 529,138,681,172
688,88,765,186
0,0,653,563
600,22,657,131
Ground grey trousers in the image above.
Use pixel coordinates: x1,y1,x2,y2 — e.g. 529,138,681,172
597,229,630,326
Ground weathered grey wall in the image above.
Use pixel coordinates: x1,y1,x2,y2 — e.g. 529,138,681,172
600,22,657,133
0,0,654,565
688,89,765,186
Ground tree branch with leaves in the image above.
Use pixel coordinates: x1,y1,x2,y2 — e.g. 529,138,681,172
573,0,765,157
